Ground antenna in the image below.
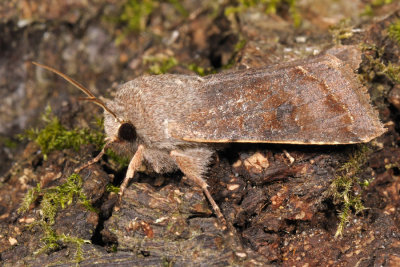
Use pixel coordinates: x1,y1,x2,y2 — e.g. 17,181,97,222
32,62,121,122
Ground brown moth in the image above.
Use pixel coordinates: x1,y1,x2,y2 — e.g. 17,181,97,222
32,46,386,228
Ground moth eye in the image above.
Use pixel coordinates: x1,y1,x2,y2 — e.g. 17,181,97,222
118,122,136,142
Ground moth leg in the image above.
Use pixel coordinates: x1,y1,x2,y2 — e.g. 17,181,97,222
74,137,116,173
118,145,145,202
170,149,227,228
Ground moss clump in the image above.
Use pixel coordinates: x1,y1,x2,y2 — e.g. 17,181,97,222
20,106,104,160
329,19,354,45
40,173,96,224
143,54,178,75
225,0,301,27
19,173,96,223
362,0,393,17
388,19,400,45
36,222,90,262
118,0,156,33
19,173,93,261
22,106,129,171
188,63,216,76
362,46,400,85
109,0,187,43
18,183,42,214
106,183,120,194
329,145,371,237
117,0,187,32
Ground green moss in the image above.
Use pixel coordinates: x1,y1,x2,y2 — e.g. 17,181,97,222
110,244,118,252
221,38,247,70
109,0,187,42
286,0,301,28
371,0,393,6
225,0,301,27
106,183,120,194
20,106,105,160
118,0,156,33
18,183,41,214
337,145,370,174
18,108,131,261
40,173,97,224
362,0,393,16
382,62,400,84
144,54,178,74
329,19,354,45
36,222,90,262
388,20,400,45
385,162,400,171
19,173,94,262
21,107,130,170
329,145,371,237
167,0,189,17
0,136,17,149
362,4,374,16
19,173,96,223
234,38,247,52
188,63,216,76
362,46,400,84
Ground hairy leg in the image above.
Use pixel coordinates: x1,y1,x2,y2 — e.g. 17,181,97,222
170,148,227,229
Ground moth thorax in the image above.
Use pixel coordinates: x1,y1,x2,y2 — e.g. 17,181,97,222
118,122,136,142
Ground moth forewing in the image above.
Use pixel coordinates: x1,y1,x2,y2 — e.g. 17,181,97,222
167,53,385,145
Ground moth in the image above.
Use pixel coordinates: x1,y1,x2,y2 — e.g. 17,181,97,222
32,46,386,227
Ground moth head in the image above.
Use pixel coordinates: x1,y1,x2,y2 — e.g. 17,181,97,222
104,115,139,156
117,121,137,142
33,62,139,156
101,99,138,147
